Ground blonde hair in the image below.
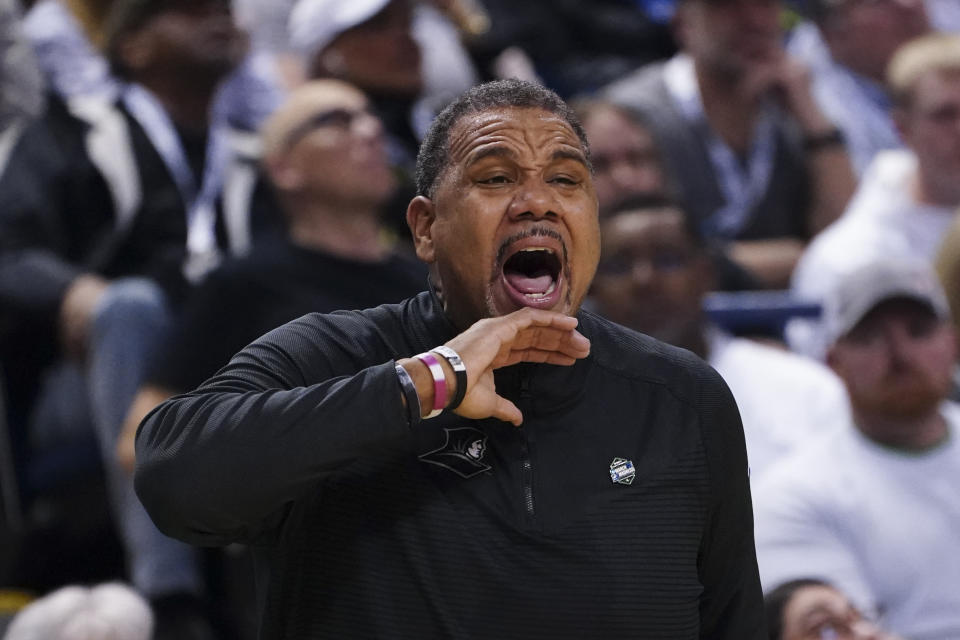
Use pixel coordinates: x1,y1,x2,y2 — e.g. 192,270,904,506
888,33,960,108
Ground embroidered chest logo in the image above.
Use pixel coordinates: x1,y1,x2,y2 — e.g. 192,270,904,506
609,457,636,485
419,427,491,478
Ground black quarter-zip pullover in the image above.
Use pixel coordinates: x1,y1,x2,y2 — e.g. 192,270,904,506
136,291,766,639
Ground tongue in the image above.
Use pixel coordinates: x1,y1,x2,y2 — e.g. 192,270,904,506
505,270,553,294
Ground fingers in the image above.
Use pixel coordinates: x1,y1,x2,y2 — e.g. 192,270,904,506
489,396,523,427
492,327,589,369
499,349,578,368
510,325,590,357
484,308,590,366
503,307,580,332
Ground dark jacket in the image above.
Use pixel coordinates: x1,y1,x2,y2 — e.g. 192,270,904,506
603,61,812,243
135,291,766,639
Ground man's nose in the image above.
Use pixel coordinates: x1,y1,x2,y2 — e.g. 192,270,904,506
883,324,917,366
508,179,559,221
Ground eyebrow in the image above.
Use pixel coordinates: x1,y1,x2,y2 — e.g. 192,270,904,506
466,145,515,166
552,148,590,168
465,146,589,168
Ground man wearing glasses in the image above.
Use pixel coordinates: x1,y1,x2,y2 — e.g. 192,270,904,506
117,79,427,473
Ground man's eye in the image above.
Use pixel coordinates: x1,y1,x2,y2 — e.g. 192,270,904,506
550,175,578,186
479,175,510,184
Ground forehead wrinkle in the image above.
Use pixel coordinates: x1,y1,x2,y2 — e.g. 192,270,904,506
465,144,517,167
447,115,515,165
448,108,585,168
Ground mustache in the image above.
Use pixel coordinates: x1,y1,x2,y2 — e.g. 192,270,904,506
494,227,568,269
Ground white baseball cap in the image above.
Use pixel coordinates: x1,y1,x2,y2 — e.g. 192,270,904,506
822,257,951,346
289,0,391,59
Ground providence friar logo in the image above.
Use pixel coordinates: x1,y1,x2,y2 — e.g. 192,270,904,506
419,427,491,478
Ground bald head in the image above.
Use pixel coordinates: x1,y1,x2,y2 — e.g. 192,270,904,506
261,79,370,160
259,79,396,210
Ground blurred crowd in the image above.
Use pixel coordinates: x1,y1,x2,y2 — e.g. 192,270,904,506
0,0,959,638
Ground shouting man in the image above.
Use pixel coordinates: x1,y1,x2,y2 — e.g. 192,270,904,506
135,79,765,638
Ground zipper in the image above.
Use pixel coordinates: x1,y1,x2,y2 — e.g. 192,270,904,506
518,366,536,524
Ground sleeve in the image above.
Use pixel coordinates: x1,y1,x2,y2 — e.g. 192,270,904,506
696,366,767,639
0,110,109,331
752,466,876,616
134,314,414,547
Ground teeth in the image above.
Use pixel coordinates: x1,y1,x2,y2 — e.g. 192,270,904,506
520,247,554,254
524,281,557,299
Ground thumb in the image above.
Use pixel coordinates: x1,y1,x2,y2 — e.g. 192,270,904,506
490,395,524,427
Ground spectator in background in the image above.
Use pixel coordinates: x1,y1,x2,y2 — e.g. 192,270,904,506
0,0,44,166
288,0,478,243
755,258,960,639
604,0,855,289
589,196,848,482
116,79,427,472
22,0,119,100
791,33,960,358
3,582,153,640
0,0,250,635
289,0,477,160
787,0,930,175
575,98,759,289
764,578,897,640
572,98,668,215
22,0,285,131
935,205,960,342
463,0,676,97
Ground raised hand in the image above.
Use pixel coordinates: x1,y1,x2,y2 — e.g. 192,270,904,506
399,307,590,426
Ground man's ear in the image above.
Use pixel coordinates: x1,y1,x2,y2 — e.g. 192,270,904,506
264,154,302,192
407,195,437,263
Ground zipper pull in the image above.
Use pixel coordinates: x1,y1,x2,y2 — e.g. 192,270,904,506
517,363,532,400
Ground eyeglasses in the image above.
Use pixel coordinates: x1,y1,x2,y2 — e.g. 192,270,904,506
281,108,379,150
800,612,884,639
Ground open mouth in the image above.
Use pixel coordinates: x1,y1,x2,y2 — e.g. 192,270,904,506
500,246,564,309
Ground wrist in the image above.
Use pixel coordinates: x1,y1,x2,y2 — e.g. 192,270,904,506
398,358,435,419
430,345,467,411
394,363,421,428
415,352,447,418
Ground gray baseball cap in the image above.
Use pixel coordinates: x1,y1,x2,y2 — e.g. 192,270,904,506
823,258,950,346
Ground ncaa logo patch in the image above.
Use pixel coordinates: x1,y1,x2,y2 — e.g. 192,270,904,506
609,457,636,485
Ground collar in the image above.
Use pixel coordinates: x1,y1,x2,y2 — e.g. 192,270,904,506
405,289,594,421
